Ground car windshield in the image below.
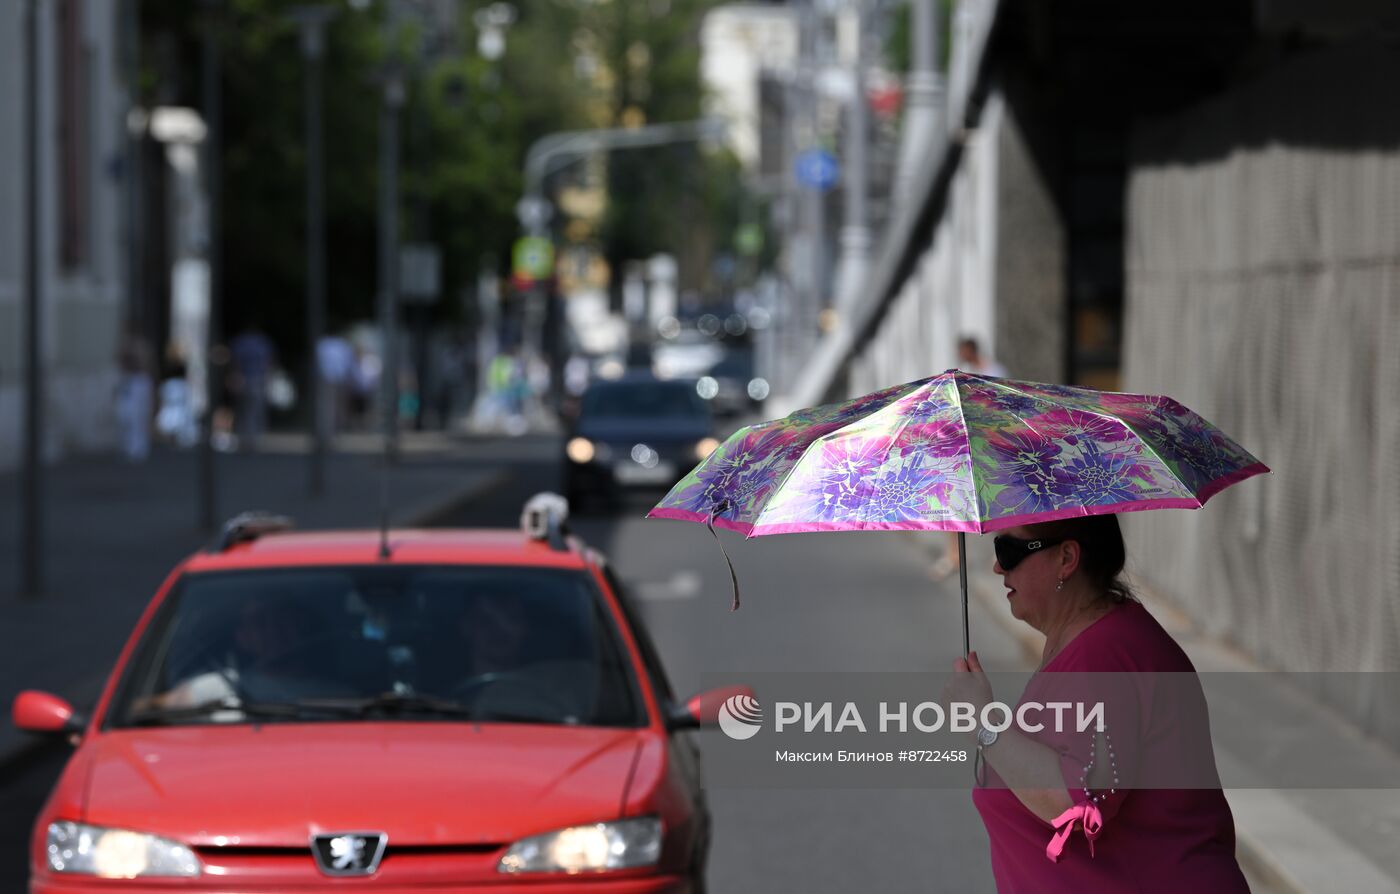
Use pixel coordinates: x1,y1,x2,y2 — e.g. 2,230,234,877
709,351,754,378
107,566,644,729
582,381,707,419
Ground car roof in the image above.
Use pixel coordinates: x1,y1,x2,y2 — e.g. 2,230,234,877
182,529,593,574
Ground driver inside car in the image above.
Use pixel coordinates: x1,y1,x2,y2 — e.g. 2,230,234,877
140,597,319,711
438,593,586,722
460,594,532,678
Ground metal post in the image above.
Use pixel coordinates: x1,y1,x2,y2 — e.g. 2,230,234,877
516,119,724,404
378,68,404,460
894,0,944,204
834,1,871,317
20,0,44,598
807,9,826,355
293,6,336,496
308,26,326,492
199,0,223,532
778,81,801,400
123,0,147,341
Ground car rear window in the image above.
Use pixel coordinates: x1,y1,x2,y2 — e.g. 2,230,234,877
107,566,645,729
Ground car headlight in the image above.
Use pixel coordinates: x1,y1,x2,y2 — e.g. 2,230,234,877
566,437,596,464
498,817,662,874
46,822,202,878
694,437,721,460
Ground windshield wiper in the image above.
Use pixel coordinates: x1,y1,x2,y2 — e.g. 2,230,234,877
297,692,480,720
129,693,564,726
126,698,315,727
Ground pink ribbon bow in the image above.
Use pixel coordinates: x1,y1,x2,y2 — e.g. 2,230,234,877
1045,803,1105,863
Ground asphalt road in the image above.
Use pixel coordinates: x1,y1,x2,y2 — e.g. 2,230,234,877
0,432,1016,891
0,432,1287,892
441,434,1017,892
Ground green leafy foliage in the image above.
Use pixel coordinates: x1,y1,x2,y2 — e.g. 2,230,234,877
139,0,743,363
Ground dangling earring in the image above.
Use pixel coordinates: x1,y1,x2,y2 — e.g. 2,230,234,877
1055,579,1064,592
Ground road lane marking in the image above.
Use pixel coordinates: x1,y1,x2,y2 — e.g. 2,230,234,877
635,570,703,601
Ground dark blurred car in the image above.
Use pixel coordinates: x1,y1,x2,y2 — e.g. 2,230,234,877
695,350,768,418
565,374,718,509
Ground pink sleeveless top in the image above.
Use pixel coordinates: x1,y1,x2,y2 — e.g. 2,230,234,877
971,601,1248,893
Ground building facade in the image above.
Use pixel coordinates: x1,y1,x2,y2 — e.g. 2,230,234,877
0,0,130,471
790,0,1400,737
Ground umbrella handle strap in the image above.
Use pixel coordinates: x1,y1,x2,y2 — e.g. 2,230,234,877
706,506,741,611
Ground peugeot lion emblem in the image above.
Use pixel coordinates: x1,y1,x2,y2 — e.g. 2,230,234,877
311,831,388,876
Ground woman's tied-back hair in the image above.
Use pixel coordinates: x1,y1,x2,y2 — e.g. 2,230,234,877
1027,513,1137,605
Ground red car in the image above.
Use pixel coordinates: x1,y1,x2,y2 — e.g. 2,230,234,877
13,497,747,892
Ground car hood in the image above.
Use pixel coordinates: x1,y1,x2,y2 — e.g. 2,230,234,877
80,723,646,847
576,417,711,445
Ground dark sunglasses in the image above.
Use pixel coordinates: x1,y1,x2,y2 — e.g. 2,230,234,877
993,535,1067,571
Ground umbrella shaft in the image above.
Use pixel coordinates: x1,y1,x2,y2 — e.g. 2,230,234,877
959,532,970,658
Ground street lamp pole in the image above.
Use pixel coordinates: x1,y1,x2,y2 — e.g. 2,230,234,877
20,0,44,598
378,16,404,460
800,3,824,359
292,6,337,497
833,0,872,318
516,118,726,396
199,0,224,532
894,0,944,205
520,119,727,214
123,0,148,345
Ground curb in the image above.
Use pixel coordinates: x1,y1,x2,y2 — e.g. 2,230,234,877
391,469,513,528
1226,794,1320,894
0,469,514,776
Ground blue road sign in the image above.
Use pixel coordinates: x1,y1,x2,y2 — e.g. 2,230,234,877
795,149,839,191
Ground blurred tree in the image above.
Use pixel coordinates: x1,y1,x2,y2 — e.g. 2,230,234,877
579,0,741,303
411,0,593,324
138,0,594,364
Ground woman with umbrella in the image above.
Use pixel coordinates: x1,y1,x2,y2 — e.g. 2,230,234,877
650,369,1268,890
942,513,1249,892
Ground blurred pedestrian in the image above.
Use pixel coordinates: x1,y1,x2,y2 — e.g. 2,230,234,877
561,353,591,421
229,322,277,451
487,347,529,434
942,515,1248,892
316,331,355,438
114,330,155,462
958,335,1008,378
398,363,420,427
350,343,381,430
431,333,470,430
209,344,239,452
155,348,198,448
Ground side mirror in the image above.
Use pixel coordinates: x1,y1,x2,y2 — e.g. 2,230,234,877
13,690,86,737
667,684,756,731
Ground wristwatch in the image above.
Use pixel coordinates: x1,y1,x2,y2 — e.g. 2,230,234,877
973,725,997,788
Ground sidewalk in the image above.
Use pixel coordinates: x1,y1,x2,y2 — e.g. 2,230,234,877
0,434,509,767
919,534,1400,894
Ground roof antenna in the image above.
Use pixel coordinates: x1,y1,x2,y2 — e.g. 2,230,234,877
378,406,392,560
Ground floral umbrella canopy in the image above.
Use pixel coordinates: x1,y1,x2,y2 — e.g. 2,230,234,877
648,370,1269,651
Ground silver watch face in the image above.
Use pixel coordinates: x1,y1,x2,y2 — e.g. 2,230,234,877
977,725,999,747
